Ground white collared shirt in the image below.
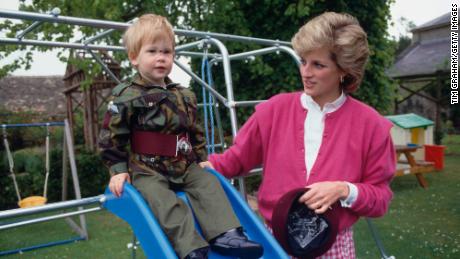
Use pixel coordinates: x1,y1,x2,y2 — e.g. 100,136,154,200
300,92,358,207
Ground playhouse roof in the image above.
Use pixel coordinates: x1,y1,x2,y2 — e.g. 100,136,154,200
386,113,434,129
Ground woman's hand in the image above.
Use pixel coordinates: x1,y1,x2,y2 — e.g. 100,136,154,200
298,181,349,214
199,161,215,169
109,173,131,197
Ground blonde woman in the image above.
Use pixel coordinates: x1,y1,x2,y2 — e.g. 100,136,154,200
201,12,396,258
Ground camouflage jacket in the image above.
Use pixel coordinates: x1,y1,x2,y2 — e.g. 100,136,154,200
98,75,207,179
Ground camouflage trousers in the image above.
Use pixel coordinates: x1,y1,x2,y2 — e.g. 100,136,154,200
132,162,241,259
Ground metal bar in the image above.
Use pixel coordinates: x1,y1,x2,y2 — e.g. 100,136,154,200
0,8,128,30
0,9,290,46
86,48,122,84
0,236,85,256
176,51,220,59
173,60,227,104
0,195,103,220
64,119,89,237
207,38,247,196
248,167,263,175
212,46,279,63
212,102,226,153
0,37,124,52
366,218,394,259
205,143,224,149
15,7,60,39
61,127,69,201
233,100,265,107
131,233,137,259
175,28,290,46
16,21,43,39
208,38,239,137
65,217,87,238
1,122,64,128
83,28,116,44
278,45,301,66
175,40,205,52
0,207,101,230
82,17,136,44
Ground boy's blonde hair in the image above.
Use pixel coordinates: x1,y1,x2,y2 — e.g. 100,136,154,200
292,12,369,93
123,14,175,58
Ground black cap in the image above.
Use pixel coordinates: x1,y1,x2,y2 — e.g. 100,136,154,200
271,188,339,258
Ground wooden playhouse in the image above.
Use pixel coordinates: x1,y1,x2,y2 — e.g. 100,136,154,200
386,113,437,188
386,113,434,160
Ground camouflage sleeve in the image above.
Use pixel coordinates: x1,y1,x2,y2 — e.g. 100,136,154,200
190,120,208,162
186,91,208,162
98,96,131,175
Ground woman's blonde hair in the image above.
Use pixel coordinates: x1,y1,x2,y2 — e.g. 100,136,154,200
292,12,369,93
123,14,175,58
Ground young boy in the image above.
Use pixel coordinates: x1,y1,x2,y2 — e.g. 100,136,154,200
98,14,263,259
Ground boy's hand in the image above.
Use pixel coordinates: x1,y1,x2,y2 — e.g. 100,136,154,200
109,173,131,197
199,161,215,169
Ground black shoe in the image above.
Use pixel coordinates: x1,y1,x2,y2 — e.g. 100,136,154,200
184,246,209,259
210,227,264,259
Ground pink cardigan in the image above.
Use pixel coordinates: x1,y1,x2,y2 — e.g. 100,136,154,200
209,92,396,231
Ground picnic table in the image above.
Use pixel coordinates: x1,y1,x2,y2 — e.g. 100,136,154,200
394,145,435,188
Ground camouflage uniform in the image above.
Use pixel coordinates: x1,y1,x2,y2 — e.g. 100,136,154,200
98,75,240,258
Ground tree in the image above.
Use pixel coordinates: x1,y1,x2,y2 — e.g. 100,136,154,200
181,0,397,129
1,0,396,118
389,17,416,57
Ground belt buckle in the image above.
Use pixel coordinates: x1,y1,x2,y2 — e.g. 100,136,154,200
176,135,192,156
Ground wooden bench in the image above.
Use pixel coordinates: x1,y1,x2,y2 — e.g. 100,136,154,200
395,145,436,188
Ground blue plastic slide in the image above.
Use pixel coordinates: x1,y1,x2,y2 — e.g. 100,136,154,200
102,168,289,259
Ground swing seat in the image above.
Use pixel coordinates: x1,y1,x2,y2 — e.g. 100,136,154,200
18,196,47,208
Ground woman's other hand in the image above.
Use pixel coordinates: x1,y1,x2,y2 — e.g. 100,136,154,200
298,181,349,214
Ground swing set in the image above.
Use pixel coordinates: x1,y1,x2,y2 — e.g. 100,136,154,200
2,123,54,208
0,121,88,256
0,7,394,259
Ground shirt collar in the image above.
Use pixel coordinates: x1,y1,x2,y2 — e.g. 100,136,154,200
132,74,179,89
300,91,347,113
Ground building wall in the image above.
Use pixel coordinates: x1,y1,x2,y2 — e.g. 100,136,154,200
390,125,434,161
396,90,437,122
412,27,450,43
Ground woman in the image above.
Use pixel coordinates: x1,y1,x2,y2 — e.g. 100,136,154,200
200,12,395,258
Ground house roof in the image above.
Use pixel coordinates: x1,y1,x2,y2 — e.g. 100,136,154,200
0,75,66,115
386,113,434,129
387,38,449,78
412,12,450,32
387,13,451,79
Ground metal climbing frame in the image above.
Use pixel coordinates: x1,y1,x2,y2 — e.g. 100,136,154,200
0,120,88,255
0,7,299,196
0,8,393,258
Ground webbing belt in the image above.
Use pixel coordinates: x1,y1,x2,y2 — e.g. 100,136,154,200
131,130,191,157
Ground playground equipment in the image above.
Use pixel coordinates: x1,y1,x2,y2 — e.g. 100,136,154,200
0,169,289,258
0,121,88,255
0,8,394,258
2,123,53,208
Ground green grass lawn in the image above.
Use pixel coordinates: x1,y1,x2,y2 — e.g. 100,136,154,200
1,136,460,258
354,135,460,258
